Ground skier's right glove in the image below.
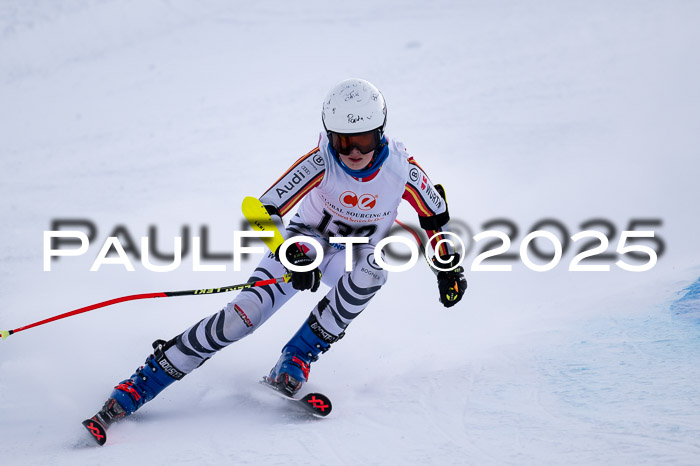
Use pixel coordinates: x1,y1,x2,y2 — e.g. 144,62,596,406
276,243,322,292
432,253,467,308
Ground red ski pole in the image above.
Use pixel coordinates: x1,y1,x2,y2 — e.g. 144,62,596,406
0,274,291,342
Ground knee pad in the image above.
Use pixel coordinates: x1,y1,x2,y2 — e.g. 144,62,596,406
350,252,388,289
222,299,263,338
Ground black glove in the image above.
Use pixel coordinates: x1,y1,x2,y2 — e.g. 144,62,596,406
276,243,321,292
432,253,467,308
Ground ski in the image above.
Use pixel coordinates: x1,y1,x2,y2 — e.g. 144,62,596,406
82,417,108,446
81,381,332,447
259,377,332,417
81,398,126,446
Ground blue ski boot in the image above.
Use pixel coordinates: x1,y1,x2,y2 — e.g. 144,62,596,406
266,311,343,396
83,339,185,444
110,339,185,415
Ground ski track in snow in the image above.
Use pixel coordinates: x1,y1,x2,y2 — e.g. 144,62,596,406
1,1,700,464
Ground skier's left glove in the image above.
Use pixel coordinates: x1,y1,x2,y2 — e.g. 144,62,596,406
432,253,467,308
276,243,322,292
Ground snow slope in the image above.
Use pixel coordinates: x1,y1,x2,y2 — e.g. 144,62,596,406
1,1,699,464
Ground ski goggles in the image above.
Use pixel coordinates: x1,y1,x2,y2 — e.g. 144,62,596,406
329,129,381,155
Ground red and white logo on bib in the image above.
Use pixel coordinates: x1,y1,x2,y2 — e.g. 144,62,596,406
340,191,377,210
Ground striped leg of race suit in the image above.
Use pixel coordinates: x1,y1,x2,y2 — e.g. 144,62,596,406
311,244,388,337
165,252,297,373
164,243,388,374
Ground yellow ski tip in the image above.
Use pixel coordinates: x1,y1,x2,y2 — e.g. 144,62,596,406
1,330,9,341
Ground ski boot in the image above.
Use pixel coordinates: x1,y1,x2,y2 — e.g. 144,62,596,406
265,312,342,396
82,339,185,445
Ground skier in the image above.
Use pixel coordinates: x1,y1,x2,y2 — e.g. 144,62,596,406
84,78,467,439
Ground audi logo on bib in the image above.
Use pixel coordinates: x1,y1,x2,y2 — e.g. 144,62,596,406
339,191,377,210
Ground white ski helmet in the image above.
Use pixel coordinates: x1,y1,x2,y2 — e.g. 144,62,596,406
322,78,387,135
